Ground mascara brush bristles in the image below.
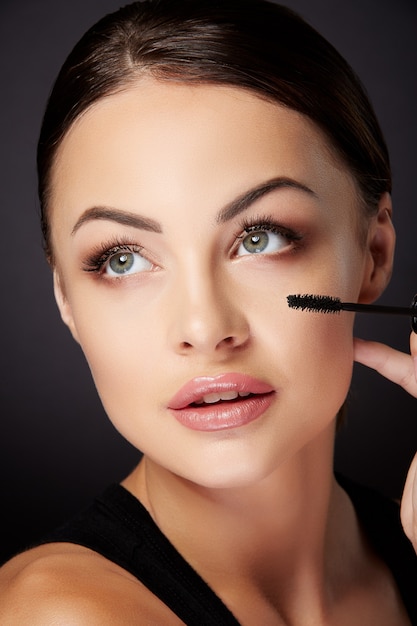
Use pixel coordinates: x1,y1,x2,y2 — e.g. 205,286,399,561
287,294,343,314
287,294,416,316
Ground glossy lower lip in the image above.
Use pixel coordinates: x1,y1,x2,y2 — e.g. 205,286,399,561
168,373,275,432
169,393,275,431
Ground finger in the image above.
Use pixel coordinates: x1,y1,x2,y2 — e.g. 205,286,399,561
411,332,417,382
401,452,417,552
353,337,417,397
411,331,417,355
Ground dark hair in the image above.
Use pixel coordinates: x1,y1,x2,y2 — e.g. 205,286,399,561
38,0,391,263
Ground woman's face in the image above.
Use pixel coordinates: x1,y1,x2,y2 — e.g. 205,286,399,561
50,81,373,487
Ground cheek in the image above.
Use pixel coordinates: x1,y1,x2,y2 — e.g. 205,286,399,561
64,290,162,423
261,304,354,401
294,316,354,400
254,307,354,472
240,261,356,420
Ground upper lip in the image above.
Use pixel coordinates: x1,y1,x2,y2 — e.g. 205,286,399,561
168,373,275,409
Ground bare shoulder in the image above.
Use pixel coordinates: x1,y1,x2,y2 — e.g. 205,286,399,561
0,543,184,625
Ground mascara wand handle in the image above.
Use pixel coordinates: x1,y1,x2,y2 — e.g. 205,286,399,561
343,295,417,333
341,302,414,315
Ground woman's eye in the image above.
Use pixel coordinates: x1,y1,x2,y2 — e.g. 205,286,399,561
236,228,291,256
105,250,153,276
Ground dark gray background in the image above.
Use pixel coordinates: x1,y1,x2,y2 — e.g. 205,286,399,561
0,0,416,565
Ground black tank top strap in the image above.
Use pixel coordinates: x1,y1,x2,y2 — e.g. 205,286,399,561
41,484,240,625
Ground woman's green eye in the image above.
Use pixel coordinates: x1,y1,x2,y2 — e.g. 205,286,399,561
106,251,152,275
237,229,289,256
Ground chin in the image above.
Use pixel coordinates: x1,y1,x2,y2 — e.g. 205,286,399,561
168,443,293,491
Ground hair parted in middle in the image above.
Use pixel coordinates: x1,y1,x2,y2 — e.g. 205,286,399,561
38,0,390,263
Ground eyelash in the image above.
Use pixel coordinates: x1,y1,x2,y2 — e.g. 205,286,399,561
82,238,144,274
235,215,303,248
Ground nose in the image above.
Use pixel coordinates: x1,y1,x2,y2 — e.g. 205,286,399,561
168,266,250,357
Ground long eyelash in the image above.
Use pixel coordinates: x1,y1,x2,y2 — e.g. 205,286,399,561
82,238,143,273
236,214,303,242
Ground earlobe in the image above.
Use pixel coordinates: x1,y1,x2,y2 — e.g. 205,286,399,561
358,192,396,304
53,271,80,343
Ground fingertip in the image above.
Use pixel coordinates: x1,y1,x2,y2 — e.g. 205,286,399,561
411,331,417,381
352,336,370,365
411,294,417,334
410,330,417,349
352,336,366,350
352,336,361,354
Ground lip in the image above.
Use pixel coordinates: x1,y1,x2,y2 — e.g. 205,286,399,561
168,373,275,432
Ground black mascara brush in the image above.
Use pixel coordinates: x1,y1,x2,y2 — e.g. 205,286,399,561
287,294,417,332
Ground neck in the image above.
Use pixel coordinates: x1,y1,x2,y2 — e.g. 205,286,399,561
124,428,361,624
122,422,358,619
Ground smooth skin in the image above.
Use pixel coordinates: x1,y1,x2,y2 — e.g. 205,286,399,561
0,81,415,625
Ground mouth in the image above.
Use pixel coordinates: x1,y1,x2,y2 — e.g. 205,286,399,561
168,374,275,431
192,390,252,406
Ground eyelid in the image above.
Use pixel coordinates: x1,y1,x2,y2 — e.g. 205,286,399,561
81,238,149,275
234,215,303,244
230,214,305,259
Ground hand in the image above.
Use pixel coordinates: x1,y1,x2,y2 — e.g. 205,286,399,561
353,332,417,552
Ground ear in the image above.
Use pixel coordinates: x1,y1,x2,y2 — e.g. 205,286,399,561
53,270,80,343
358,192,396,303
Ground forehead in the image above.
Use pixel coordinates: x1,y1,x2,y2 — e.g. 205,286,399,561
50,80,359,225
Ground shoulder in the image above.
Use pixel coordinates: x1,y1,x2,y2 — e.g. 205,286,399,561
0,543,184,625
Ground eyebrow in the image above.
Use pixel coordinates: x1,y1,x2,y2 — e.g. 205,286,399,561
71,177,315,235
71,207,162,235
216,177,316,223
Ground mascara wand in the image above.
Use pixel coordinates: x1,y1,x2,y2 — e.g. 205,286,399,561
287,294,417,332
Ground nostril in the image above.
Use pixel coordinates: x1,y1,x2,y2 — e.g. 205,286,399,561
174,308,250,355
179,336,239,352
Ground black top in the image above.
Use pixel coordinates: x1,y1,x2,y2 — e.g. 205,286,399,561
38,476,417,625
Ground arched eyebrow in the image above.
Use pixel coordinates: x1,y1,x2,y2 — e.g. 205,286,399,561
71,177,315,235
216,177,316,223
71,207,162,235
